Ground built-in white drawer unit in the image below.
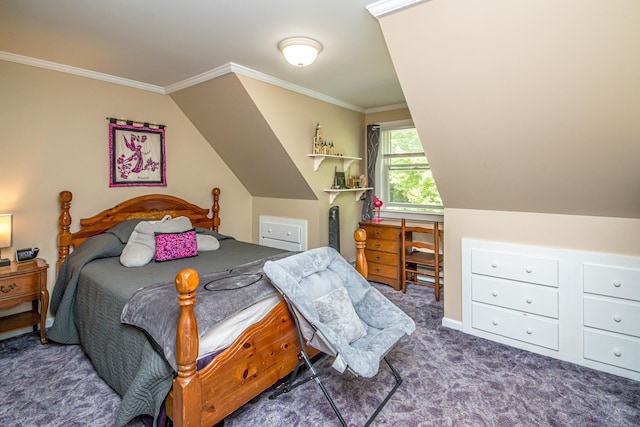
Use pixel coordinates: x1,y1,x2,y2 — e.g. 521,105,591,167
472,275,558,318
471,248,558,287
462,238,640,382
259,216,307,251
472,302,559,350
584,329,640,373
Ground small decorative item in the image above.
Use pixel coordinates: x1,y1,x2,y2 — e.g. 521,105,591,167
109,118,166,187
336,172,347,189
372,195,383,222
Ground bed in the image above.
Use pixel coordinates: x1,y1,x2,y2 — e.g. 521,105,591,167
50,188,368,427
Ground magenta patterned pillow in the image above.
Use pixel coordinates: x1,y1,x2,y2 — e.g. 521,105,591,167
154,228,198,262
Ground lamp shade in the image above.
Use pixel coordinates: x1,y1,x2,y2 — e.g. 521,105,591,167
0,214,12,248
278,37,322,67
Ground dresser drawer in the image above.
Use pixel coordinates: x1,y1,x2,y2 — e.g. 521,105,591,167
366,238,398,254
584,329,640,372
583,295,640,338
583,263,640,302
364,250,398,267
367,262,398,280
471,302,559,350
261,220,302,244
472,275,558,318
0,273,41,300
361,225,398,241
471,248,558,287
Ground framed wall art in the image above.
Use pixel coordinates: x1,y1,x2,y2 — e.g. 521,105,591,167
109,119,166,187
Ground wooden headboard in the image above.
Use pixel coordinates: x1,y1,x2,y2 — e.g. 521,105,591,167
57,188,221,272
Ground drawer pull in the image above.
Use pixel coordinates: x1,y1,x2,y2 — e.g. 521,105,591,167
375,256,381,261
375,268,381,273
613,281,622,288
525,267,532,274
492,319,499,326
374,244,381,249
613,315,622,323
613,349,622,357
526,328,533,335
286,231,291,236
525,297,533,304
491,291,498,297
374,231,380,237
491,262,498,268
0,283,18,293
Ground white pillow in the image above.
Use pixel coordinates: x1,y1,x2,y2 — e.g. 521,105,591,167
120,215,193,267
196,234,220,251
313,287,367,343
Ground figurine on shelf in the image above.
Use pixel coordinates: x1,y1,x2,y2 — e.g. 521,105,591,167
313,122,323,154
372,195,383,222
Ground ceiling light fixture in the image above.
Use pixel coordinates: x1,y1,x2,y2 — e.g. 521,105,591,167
278,37,323,67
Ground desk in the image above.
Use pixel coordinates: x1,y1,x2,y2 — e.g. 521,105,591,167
359,219,443,291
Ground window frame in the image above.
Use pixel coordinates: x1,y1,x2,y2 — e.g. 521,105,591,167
374,120,444,220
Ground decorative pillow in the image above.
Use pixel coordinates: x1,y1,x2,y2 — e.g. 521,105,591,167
120,215,193,267
196,234,220,251
155,228,198,262
313,287,367,343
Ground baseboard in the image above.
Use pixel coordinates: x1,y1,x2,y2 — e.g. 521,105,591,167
441,316,462,331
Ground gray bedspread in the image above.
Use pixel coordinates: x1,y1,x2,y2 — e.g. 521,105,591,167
48,224,287,426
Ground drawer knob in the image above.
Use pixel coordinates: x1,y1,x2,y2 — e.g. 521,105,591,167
286,231,291,236
491,262,498,268
613,349,622,357
526,328,533,335
525,297,533,304
492,319,499,326
613,281,622,288
375,244,381,248
613,315,622,323
375,256,381,261
525,267,532,274
491,291,498,297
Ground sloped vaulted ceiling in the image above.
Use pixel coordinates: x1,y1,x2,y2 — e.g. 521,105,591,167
375,0,640,219
170,73,316,200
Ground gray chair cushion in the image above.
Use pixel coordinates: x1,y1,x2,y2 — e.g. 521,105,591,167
264,246,416,378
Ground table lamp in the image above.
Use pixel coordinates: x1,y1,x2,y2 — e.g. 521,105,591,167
0,214,12,266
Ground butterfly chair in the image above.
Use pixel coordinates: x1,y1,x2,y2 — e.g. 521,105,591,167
263,247,416,427
401,219,444,301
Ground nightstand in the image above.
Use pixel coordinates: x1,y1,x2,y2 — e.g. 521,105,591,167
0,258,49,344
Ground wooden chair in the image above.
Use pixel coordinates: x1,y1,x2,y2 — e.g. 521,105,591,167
401,219,443,301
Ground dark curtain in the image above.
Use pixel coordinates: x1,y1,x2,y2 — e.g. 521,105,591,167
361,124,381,221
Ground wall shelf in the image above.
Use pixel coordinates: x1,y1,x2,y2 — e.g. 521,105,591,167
307,154,362,172
323,187,372,204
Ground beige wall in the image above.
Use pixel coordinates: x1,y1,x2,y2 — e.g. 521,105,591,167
238,75,366,261
0,60,252,317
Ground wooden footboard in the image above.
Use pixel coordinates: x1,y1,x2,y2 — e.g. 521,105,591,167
169,228,369,427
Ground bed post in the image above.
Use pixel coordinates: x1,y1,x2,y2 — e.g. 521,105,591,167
173,268,202,427
354,228,368,279
212,188,220,232
58,191,73,273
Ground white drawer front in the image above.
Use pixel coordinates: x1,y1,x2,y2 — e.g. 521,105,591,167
472,275,558,318
583,295,640,338
583,263,640,302
471,302,559,350
261,221,302,244
471,248,558,287
584,329,640,373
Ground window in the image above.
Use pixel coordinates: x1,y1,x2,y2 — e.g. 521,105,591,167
376,123,443,214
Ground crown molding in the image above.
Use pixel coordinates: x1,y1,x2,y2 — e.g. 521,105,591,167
364,102,408,114
1,51,407,114
366,0,430,18
0,51,166,94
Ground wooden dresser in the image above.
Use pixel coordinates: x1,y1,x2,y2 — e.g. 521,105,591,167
359,220,402,290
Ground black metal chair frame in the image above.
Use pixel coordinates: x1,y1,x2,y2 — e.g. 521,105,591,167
269,298,403,427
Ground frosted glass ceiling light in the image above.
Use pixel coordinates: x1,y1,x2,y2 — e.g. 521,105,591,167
278,37,322,67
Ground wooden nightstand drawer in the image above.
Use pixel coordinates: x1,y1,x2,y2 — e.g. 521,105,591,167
0,273,41,299
364,250,398,267
368,262,398,280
